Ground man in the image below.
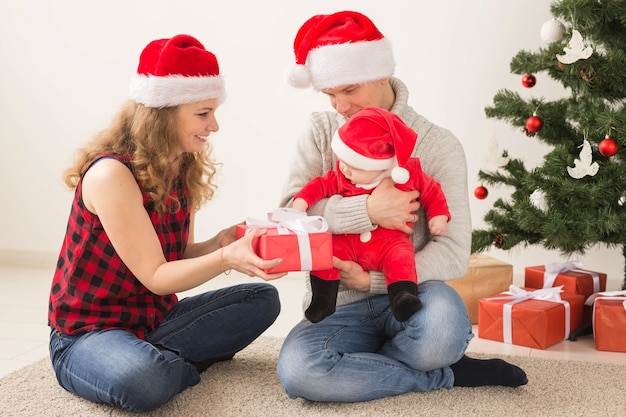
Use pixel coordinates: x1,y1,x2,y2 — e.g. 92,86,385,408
276,11,527,402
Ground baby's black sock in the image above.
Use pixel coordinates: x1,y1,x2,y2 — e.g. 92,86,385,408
305,275,339,323
450,355,528,387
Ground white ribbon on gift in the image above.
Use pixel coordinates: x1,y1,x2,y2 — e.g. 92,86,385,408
542,261,600,293
584,290,626,310
584,291,626,336
485,285,570,345
244,208,329,271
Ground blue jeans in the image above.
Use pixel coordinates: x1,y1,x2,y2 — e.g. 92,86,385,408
276,280,472,402
49,283,280,412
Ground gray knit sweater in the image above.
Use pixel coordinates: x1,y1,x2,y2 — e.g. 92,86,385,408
279,78,472,308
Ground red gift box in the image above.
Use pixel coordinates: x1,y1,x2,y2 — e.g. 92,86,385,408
478,286,584,349
588,292,626,352
524,263,606,300
236,224,332,274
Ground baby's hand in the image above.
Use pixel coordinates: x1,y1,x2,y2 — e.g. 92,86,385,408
428,215,448,236
292,198,309,213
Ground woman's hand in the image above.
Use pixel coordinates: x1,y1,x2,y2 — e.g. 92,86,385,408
332,257,371,292
367,177,421,234
221,228,287,281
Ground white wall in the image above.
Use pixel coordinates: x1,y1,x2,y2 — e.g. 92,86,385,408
1,0,622,289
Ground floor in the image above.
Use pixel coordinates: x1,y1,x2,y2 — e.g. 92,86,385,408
1,264,625,378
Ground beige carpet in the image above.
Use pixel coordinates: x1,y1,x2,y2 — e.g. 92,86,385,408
1,336,625,417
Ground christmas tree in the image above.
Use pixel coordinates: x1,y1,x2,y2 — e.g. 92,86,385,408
471,0,626,290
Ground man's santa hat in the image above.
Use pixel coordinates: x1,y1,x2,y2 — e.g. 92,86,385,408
332,107,417,184
129,34,225,108
285,11,395,90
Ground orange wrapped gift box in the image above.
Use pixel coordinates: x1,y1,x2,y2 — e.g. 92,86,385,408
524,262,606,300
589,292,626,352
478,286,584,349
235,209,332,274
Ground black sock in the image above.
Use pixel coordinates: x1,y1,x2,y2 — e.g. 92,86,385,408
306,275,339,323
450,355,528,387
387,281,421,322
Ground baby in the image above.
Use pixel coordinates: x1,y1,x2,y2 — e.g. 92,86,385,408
292,107,450,322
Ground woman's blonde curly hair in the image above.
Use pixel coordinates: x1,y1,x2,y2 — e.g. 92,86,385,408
63,100,218,214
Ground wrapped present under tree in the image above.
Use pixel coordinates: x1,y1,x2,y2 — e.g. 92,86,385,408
446,255,513,324
478,285,584,349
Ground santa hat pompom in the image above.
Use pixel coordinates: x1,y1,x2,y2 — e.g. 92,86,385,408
391,167,410,184
285,63,312,89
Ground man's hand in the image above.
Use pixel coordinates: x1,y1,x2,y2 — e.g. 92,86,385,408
366,177,421,234
216,224,239,248
333,257,371,292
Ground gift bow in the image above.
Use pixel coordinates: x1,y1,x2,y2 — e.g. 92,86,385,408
245,208,328,234
542,261,600,293
486,285,570,345
584,290,626,311
244,208,328,271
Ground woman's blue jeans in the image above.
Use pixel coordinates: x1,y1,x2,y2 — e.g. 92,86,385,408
276,280,472,402
49,283,280,412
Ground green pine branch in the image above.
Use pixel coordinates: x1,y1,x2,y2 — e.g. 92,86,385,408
473,0,626,289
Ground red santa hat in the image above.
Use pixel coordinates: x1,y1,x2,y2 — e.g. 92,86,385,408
129,34,225,108
331,107,416,184
285,11,395,90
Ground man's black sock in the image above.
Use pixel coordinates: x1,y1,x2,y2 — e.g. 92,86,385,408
450,355,528,387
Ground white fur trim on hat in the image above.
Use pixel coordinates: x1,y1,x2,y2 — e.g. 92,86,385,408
129,74,226,108
305,38,394,90
331,131,395,171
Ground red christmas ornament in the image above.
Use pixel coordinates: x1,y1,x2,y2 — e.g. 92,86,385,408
599,136,618,157
525,115,543,133
521,74,536,88
474,185,488,200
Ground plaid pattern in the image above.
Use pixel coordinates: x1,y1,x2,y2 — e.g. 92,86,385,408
48,155,188,339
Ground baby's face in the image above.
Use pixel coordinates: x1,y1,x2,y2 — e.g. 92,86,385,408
338,160,384,184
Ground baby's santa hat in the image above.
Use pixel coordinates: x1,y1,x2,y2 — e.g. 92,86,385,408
286,11,395,90
332,107,417,184
129,34,225,108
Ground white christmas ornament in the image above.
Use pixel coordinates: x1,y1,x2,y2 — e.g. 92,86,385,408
541,19,565,43
481,134,509,167
530,189,549,212
567,139,599,179
557,29,593,64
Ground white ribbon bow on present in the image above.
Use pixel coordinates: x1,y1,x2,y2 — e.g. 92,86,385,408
542,261,600,293
486,285,570,345
244,208,329,271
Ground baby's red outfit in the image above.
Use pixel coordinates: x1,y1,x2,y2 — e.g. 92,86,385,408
294,159,451,288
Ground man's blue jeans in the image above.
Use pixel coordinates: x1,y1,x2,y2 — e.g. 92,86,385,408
276,280,472,402
50,283,280,412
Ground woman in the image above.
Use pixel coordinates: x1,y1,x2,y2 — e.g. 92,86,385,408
48,34,285,412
